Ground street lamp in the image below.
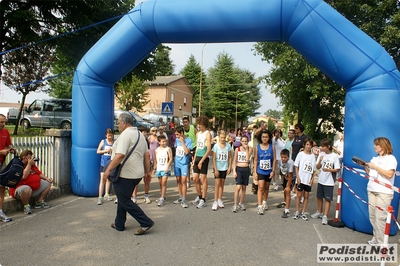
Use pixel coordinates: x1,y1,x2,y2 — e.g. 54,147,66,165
235,91,250,130
198,43,207,116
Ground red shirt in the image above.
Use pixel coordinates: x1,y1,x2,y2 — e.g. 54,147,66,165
0,128,12,163
9,164,42,198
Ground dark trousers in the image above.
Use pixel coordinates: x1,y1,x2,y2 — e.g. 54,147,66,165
113,177,153,231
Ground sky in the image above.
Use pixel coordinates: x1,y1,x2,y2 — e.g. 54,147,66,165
0,42,282,115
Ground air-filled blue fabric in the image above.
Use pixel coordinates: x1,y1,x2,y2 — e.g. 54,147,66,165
72,0,400,235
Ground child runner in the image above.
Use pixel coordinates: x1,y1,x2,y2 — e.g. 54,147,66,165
96,128,114,205
293,137,317,221
272,129,285,191
173,126,193,208
145,127,159,204
278,149,294,218
211,130,232,211
153,135,173,207
232,135,252,213
253,130,276,215
192,116,212,209
311,138,340,224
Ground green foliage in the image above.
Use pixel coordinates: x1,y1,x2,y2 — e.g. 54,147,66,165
154,44,175,76
206,52,261,129
264,109,283,120
267,118,276,132
115,75,150,112
180,54,204,113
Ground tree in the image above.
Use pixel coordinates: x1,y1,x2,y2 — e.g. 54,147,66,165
180,54,204,115
2,45,54,135
115,75,150,112
267,118,276,132
154,44,175,76
264,109,283,120
207,52,261,129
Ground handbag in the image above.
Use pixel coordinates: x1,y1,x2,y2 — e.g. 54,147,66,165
0,152,24,188
105,132,140,182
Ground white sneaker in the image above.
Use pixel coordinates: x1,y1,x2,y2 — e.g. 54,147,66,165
0,211,12,222
173,198,182,204
196,199,206,209
104,194,113,201
322,215,328,225
157,198,164,207
131,197,137,203
144,196,151,204
217,199,224,208
181,199,188,208
274,185,279,191
300,196,304,204
192,196,200,205
238,203,246,211
262,201,268,211
211,201,218,211
232,204,238,213
293,211,299,219
257,205,264,215
291,194,297,200
311,211,323,219
97,198,103,205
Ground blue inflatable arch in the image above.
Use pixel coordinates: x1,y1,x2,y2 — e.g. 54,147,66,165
72,0,400,234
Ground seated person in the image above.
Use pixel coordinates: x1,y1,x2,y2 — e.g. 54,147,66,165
8,150,52,215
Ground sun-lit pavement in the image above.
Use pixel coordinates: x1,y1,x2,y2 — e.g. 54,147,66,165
1,167,399,266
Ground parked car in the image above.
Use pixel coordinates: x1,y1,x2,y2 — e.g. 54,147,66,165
142,113,181,129
8,99,72,129
114,110,154,131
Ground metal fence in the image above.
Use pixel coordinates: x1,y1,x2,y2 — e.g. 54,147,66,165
5,136,55,179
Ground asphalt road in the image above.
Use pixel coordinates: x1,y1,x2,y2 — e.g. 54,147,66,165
1,170,399,266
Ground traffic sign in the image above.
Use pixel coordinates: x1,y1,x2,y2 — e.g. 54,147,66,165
161,102,174,115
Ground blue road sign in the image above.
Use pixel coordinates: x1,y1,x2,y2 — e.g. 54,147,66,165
161,102,174,115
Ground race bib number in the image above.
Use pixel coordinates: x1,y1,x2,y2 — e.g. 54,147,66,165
176,146,185,157
238,151,247,163
235,136,241,142
158,155,167,166
259,159,271,170
302,161,313,174
322,160,333,169
197,138,205,149
218,151,228,161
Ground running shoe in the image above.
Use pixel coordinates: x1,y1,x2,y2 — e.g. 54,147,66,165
104,194,113,201
217,199,224,208
257,205,264,215
368,239,378,246
173,198,182,204
322,215,328,225
282,211,289,218
181,199,188,208
24,205,32,215
274,185,279,191
192,196,200,205
291,193,297,201
196,199,206,209
311,211,323,219
157,198,164,207
211,201,218,211
34,200,50,209
0,211,12,222
292,211,299,219
97,198,103,205
144,196,151,204
238,203,246,211
277,202,286,208
301,212,308,221
231,204,238,213
262,201,268,211
131,197,137,203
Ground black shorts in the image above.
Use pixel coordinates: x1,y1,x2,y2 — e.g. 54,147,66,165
193,156,209,175
296,183,312,192
215,170,227,179
235,166,250,186
283,177,295,190
257,173,271,182
316,183,334,201
189,147,196,163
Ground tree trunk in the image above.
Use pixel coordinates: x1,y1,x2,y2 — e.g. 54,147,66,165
12,93,28,135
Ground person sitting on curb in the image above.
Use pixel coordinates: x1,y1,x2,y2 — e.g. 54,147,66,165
8,150,52,215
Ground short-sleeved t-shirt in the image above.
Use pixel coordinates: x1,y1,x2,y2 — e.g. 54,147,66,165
112,127,148,179
294,151,316,185
212,142,232,171
291,134,308,161
367,154,398,195
317,152,340,186
279,159,294,180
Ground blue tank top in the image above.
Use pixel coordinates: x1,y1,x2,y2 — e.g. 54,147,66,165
256,143,274,175
100,138,113,167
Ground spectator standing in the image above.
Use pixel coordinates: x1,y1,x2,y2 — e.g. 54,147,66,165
284,129,295,158
96,128,114,205
105,113,154,235
272,129,285,191
0,114,13,222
